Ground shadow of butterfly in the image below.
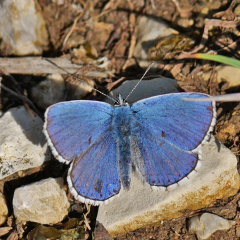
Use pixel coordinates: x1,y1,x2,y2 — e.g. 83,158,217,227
44,84,216,205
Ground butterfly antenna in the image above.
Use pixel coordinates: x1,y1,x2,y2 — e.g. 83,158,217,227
124,62,155,102
44,58,118,104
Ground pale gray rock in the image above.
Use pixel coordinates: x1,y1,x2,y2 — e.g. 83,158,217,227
97,137,240,236
0,107,50,179
188,213,236,240
0,192,8,226
104,77,179,104
31,74,66,109
31,73,94,109
13,178,70,224
0,0,49,55
133,16,178,67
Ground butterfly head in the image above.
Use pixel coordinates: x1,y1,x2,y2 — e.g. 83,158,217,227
115,94,129,107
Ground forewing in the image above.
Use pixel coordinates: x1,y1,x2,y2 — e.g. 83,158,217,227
68,129,120,205
131,92,215,187
131,93,216,151
44,100,113,164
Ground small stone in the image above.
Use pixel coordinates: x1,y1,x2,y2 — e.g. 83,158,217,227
216,122,236,143
0,107,50,180
0,192,8,226
201,7,209,15
177,18,194,28
0,0,49,55
26,224,85,239
234,5,240,16
13,178,70,224
94,222,113,240
31,73,94,109
133,16,178,68
104,78,179,104
202,65,240,88
188,213,236,240
31,74,66,109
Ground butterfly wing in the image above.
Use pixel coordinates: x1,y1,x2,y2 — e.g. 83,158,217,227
44,100,113,164
68,128,120,205
130,93,216,187
44,101,120,204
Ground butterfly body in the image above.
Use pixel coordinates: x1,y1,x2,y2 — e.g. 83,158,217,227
44,92,216,205
112,103,133,190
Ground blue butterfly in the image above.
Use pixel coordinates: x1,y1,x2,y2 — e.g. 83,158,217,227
43,92,216,205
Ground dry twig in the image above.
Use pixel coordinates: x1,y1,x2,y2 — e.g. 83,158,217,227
62,0,87,49
0,57,108,78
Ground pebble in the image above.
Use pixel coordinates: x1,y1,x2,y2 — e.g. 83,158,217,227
31,73,94,109
31,74,66,109
0,107,50,180
0,192,8,226
0,0,49,55
13,178,70,224
133,16,178,68
234,4,240,16
202,65,240,88
188,212,236,240
104,77,179,104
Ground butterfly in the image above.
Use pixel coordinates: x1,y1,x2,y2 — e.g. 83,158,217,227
43,92,216,205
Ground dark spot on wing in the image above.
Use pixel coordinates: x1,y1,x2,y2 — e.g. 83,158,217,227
132,110,139,113
207,106,213,111
88,137,91,145
94,180,103,195
161,131,166,138
113,186,119,193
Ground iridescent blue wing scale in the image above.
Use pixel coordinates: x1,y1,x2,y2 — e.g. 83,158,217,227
131,93,216,187
44,101,121,204
68,129,120,205
131,129,199,186
44,101,113,163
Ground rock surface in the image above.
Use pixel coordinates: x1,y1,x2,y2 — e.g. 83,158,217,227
0,0,49,55
31,73,94,109
0,192,8,226
133,16,178,67
188,212,236,240
31,74,66,109
13,178,69,224
0,107,50,180
97,136,240,236
104,77,179,104
202,65,240,88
